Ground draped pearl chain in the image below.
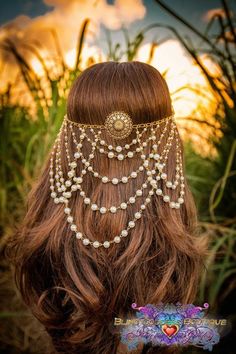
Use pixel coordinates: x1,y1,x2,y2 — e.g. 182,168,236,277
49,113,185,249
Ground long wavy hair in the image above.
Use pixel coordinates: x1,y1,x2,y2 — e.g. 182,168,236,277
9,61,206,354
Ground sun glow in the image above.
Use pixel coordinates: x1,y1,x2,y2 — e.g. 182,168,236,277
137,40,218,119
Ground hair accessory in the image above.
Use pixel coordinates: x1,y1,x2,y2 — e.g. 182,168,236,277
104,111,133,139
49,110,185,250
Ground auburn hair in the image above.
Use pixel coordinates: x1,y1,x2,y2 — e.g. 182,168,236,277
9,62,206,354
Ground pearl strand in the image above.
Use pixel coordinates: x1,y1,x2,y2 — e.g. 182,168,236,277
49,116,186,249
65,185,156,249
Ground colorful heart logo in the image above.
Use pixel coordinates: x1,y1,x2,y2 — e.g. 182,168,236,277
161,324,179,338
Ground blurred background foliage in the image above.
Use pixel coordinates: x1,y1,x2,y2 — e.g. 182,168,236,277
0,0,236,353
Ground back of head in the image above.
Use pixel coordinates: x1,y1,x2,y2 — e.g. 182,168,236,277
10,61,205,354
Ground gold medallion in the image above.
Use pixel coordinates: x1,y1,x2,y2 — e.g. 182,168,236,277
104,111,133,139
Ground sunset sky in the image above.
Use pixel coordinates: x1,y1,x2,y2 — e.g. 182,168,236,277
0,0,235,144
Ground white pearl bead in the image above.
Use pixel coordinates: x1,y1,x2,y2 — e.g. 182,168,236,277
94,172,99,177
108,145,113,150
120,203,127,209
156,189,162,195
175,202,180,209
161,173,167,180
139,166,144,171
140,204,146,210
150,180,157,187
76,232,82,239
83,238,90,245
178,197,184,204
100,140,105,145
71,185,77,191
64,192,72,198
127,151,134,158
149,190,154,195
170,202,176,208
93,241,100,248
81,170,86,175
68,171,74,178
145,197,151,203
141,154,146,159
77,177,83,183
80,191,85,197
114,236,121,243
102,176,108,183
116,146,122,152
163,195,170,202
131,172,137,178
91,204,98,210
125,144,130,149
103,241,110,248
135,212,141,219
129,197,136,204
121,176,128,183
65,180,72,187
100,207,107,214
51,192,56,198
59,196,65,203
128,221,135,228
84,198,90,204
54,198,59,204
166,181,172,188
108,152,114,158
154,154,160,160
136,190,142,196
117,154,124,160
121,230,128,237
70,224,77,231
99,148,105,153
110,206,117,213
70,161,77,168
112,178,119,185
64,207,71,214
67,216,73,223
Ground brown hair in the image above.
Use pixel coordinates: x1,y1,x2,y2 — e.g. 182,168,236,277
9,62,205,354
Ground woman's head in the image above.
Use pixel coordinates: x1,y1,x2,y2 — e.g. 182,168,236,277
9,62,205,354
67,61,172,125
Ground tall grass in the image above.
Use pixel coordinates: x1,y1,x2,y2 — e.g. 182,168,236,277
153,0,236,307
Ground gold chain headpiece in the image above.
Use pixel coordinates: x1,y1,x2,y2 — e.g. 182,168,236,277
49,110,185,250
64,111,174,139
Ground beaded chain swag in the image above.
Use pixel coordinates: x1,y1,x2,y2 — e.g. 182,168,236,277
49,111,185,249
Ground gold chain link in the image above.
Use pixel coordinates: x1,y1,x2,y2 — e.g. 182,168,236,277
64,113,174,129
